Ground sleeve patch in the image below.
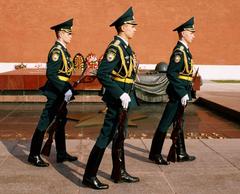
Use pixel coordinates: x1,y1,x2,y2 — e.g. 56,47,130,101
174,55,181,63
52,51,60,62
106,47,117,62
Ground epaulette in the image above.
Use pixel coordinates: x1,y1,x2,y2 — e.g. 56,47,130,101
50,45,62,54
179,46,184,51
56,44,62,49
108,39,121,53
112,40,121,47
174,46,184,54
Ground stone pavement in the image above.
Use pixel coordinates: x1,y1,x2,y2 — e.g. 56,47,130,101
0,80,240,194
196,81,240,122
0,139,240,194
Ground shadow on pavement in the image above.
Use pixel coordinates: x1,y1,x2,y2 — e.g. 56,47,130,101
44,145,111,188
2,140,31,165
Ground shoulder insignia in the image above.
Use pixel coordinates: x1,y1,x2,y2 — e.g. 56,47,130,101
174,55,181,63
51,50,60,62
106,50,116,62
179,46,184,51
113,40,121,46
56,45,62,49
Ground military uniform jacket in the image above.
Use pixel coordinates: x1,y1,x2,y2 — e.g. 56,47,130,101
97,36,137,107
41,41,74,99
166,41,193,100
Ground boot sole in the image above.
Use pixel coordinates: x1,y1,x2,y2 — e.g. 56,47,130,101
82,179,109,190
28,160,49,167
111,177,140,183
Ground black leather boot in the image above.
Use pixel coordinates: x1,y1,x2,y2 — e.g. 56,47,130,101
82,145,109,190
111,141,140,183
55,118,78,163
57,152,78,163
149,131,169,165
28,129,49,167
176,132,196,162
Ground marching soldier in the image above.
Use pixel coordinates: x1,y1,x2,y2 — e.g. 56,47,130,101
149,17,196,165
28,18,78,167
82,7,140,189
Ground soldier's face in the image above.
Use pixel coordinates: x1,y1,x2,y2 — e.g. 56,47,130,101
122,24,137,39
59,31,72,44
182,30,195,44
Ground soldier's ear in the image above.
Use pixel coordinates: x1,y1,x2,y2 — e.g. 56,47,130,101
178,31,183,38
58,31,64,39
121,24,127,32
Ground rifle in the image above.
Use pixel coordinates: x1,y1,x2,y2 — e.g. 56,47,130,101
114,108,128,149
192,67,199,83
41,53,87,156
114,57,140,147
191,67,200,98
40,101,67,156
167,105,185,162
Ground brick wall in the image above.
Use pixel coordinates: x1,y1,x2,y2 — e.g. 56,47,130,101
1,0,240,65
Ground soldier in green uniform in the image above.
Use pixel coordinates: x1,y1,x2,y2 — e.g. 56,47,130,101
149,17,196,165
28,18,78,167
82,7,140,190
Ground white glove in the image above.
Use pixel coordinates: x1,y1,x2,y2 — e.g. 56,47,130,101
181,94,189,106
120,93,131,109
64,89,72,103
